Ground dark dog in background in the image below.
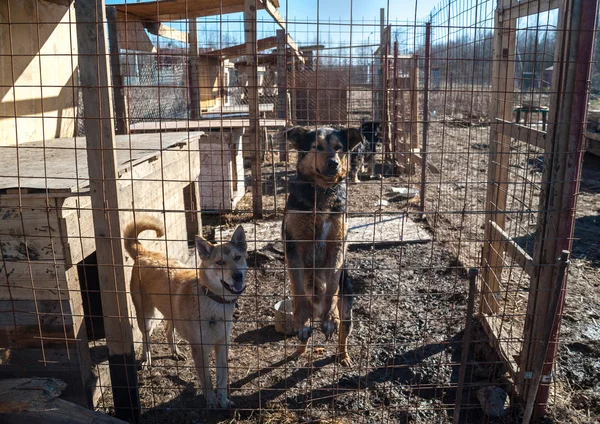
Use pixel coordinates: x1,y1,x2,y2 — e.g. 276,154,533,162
283,126,362,366
348,120,383,182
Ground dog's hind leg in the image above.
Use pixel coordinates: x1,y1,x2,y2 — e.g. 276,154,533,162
192,343,217,408
165,319,187,361
215,340,234,408
337,270,354,367
132,283,159,370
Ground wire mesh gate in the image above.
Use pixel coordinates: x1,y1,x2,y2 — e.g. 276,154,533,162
0,0,598,423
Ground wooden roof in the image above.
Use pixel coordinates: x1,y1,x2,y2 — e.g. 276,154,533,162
114,0,280,21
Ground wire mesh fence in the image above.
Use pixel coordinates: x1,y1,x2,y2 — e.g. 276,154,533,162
0,0,599,423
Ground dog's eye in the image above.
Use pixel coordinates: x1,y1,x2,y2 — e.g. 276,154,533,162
216,260,225,266
316,145,324,151
235,255,241,261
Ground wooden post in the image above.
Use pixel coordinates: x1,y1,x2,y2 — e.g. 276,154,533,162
520,0,598,417
420,22,431,212
75,0,140,422
291,55,297,124
245,0,263,219
382,42,390,165
392,42,399,173
188,18,200,120
276,29,288,162
276,29,287,120
480,5,517,316
75,1,140,422
409,54,419,174
106,7,129,135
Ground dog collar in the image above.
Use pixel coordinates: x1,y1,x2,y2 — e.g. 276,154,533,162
201,285,237,305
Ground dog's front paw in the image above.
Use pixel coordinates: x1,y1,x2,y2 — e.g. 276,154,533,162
294,309,312,342
295,326,313,343
218,394,235,409
337,353,353,367
321,315,339,340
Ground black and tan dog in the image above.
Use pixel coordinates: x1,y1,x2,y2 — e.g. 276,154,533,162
283,126,362,366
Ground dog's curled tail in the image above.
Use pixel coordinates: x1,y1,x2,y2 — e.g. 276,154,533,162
123,215,164,260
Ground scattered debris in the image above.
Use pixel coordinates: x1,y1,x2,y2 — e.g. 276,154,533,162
389,187,419,199
477,386,510,418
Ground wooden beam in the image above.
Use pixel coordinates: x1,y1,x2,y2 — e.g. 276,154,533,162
298,44,325,51
144,21,188,44
206,36,278,60
113,0,275,20
0,378,126,423
74,1,139,422
188,19,200,120
489,220,535,276
107,7,129,135
246,0,263,219
259,0,304,63
276,29,287,121
480,5,517,316
493,119,548,150
500,0,560,21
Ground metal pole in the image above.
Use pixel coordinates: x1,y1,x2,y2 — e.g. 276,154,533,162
453,267,478,424
420,22,431,213
392,42,399,173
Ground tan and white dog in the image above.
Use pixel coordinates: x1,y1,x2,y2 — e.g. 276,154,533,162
124,216,247,409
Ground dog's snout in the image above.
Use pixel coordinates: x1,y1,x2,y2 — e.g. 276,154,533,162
232,272,244,283
326,159,339,169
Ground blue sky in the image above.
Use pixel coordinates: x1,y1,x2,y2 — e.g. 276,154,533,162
106,0,442,47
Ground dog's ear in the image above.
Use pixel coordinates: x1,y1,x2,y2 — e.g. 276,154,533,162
195,236,214,259
231,225,247,252
284,126,312,151
341,128,364,152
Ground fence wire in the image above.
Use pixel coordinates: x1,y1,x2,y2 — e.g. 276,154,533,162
0,0,598,423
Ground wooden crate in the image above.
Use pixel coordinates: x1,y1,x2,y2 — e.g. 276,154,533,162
0,132,202,407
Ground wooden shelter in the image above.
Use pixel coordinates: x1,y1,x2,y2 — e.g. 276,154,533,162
0,132,203,407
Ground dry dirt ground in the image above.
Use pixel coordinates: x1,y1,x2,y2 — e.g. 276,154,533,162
96,124,599,423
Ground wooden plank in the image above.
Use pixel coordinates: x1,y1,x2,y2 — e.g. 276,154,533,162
114,11,155,53
144,22,188,44
500,0,560,21
259,0,304,62
494,119,547,150
0,378,125,423
246,0,263,219
205,36,278,60
113,0,279,20
1,397,126,424
0,132,202,193
479,314,519,381
107,7,129,136
0,262,69,301
480,6,517,315
74,0,139,420
489,221,535,277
